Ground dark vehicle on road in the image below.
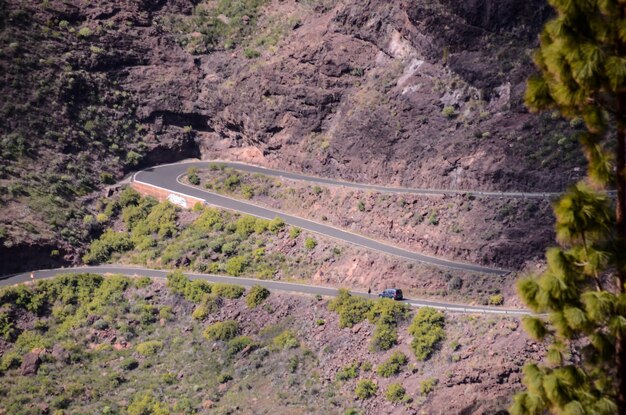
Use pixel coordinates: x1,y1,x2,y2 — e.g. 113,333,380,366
378,288,403,301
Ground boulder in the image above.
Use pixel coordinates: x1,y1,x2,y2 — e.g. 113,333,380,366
20,352,41,376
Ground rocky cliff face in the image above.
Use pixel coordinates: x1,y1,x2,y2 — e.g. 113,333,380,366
0,0,579,272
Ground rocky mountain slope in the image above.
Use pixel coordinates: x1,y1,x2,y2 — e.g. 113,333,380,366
0,273,542,414
0,0,580,271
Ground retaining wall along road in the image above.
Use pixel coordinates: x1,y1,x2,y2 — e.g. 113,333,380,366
131,181,203,210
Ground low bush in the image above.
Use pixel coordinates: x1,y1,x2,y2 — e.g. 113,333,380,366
225,255,248,276
203,320,239,341
273,330,299,349
0,311,16,341
246,285,270,308
377,352,408,377
355,379,377,399
328,289,372,328
385,383,406,403
187,167,200,185
488,294,504,306
192,294,222,321
241,184,254,199
408,307,445,361
83,230,133,264
441,106,456,118
212,283,245,299
134,276,152,289
127,392,170,415
227,336,254,356
289,227,301,239
121,357,139,370
420,378,438,395
304,237,317,250
136,340,163,356
268,217,285,233
0,352,21,371
336,362,359,381
371,323,398,352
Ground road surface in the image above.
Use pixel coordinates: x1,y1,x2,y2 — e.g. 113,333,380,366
134,161,509,275
2,265,529,316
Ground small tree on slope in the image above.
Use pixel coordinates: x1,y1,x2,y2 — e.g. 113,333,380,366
511,0,626,414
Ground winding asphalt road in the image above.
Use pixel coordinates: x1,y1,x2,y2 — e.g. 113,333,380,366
2,266,529,316
134,161,509,275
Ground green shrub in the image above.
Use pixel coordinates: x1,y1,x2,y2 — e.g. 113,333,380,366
194,208,224,231
100,173,114,185
441,106,456,118
134,276,152,289
126,151,142,166
357,201,365,212
268,217,285,233
409,307,445,361
159,306,173,321
203,320,239,341
385,383,406,403
83,230,133,264
377,352,408,377
235,216,257,237
289,227,301,239
355,379,377,399
192,303,209,321
224,174,241,189
227,336,254,356
0,311,15,341
127,392,170,415
488,294,504,305
328,289,372,328
187,167,200,185
166,271,189,295
343,409,360,415
14,331,52,354
336,362,359,381
212,283,245,299
246,285,270,308
368,299,411,324
218,373,233,383
77,26,92,37
183,280,212,302
244,47,261,58
420,378,438,395
119,187,141,207
371,323,398,351
136,340,163,356
161,372,177,385
304,237,317,250
225,256,248,275
241,184,254,199
221,241,237,255
273,330,299,349
0,352,21,371
121,357,139,370
254,218,270,234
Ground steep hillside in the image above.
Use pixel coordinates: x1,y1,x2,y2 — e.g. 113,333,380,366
0,273,542,414
0,0,581,271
